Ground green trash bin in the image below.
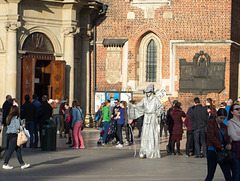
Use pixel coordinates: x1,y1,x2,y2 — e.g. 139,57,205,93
41,120,56,151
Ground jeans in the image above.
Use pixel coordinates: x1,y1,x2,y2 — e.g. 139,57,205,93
231,151,240,181
52,114,61,131
186,130,194,156
102,121,110,144
34,122,40,147
1,126,8,148
73,122,84,148
23,121,34,148
126,124,133,143
160,123,168,137
117,124,124,144
4,135,24,166
137,117,143,138
193,127,207,157
205,150,232,181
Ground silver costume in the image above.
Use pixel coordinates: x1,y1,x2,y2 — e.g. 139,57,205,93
134,84,163,158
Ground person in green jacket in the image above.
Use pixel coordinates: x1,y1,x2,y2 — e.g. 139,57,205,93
102,101,111,145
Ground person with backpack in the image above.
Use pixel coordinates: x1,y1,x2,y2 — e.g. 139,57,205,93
71,100,85,149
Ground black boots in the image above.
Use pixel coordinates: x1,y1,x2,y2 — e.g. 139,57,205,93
66,137,72,144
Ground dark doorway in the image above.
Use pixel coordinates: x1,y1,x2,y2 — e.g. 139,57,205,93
34,60,51,101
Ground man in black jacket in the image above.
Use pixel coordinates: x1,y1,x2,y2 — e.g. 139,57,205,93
190,97,208,158
1,95,12,149
38,95,53,147
21,94,35,148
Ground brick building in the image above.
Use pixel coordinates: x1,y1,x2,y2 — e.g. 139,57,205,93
91,0,240,112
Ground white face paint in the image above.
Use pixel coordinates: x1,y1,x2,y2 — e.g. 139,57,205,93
146,92,152,97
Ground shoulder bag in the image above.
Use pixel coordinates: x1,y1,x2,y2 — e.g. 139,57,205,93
216,127,232,164
17,126,29,146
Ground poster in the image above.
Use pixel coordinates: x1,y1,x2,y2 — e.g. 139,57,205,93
120,93,132,104
95,92,105,112
106,92,119,107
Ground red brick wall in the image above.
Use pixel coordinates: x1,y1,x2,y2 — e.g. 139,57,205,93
91,0,235,113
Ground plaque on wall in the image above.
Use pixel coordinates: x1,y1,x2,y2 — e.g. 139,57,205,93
179,51,226,94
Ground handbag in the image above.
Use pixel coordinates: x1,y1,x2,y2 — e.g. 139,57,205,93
216,127,232,164
17,126,29,146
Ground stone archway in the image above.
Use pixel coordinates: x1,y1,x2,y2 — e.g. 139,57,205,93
21,32,65,102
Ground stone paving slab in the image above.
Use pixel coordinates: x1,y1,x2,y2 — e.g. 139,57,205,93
0,128,225,181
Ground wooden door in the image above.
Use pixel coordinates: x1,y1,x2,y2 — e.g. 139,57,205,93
50,61,66,100
21,58,35,103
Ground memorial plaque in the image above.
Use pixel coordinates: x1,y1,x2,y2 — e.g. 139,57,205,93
179,51,225,94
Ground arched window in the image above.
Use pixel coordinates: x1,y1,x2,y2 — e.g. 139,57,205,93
146,39,157,82
136,32,162,91
22,32,54,53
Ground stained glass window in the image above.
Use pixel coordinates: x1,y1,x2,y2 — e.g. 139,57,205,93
146,39,157,82
23,32,54,53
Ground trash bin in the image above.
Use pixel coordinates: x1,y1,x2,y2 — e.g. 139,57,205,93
41,120,56,151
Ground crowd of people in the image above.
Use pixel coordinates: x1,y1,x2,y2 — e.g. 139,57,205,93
0,94,85,169
0,92,239,180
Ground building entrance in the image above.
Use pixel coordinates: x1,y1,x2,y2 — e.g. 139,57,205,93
35,60,51,101
21,54,66,103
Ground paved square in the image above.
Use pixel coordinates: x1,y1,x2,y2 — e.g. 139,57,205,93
0,129,225,181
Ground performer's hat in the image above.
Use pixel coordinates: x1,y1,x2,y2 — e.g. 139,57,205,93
145,84,154,93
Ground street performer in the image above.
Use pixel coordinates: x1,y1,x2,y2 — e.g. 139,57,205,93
133,84,163,159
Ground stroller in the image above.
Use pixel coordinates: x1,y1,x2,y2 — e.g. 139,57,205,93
106,119,117,144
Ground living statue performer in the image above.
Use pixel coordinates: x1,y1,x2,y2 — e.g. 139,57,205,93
133,84,163,159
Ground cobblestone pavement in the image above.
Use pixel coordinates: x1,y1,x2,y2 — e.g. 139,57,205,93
0,128,225,181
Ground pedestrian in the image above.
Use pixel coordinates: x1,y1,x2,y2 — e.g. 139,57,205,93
190,97,208,158
102,101,111,146
111,99,120,140
137,115,143,138
2,106,30,170
12,98,18,107
223,99,233,125
184,106,195,157
126,100,137,146
170,102,186,155
160,107,168,138
205,108,232,181
20,94,35,148
64,102,73,145
115,101,127,148
52,99,61,136
38,95,53,147
96,103,104,143
71,100,85,149
59,97,68,138
206,98,216,113
2,95,13,149
226,103,240,181
166,100,178,154
32,94,41,148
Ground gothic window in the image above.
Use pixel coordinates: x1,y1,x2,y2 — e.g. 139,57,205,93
23,32,54,53
146,39,157,82
136,32,162,91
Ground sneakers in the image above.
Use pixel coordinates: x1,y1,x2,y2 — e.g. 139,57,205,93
72,146,79,149
80,146,85,149
2,164,13,170
57,131,60,135
116,144,124,148
21,163,30,169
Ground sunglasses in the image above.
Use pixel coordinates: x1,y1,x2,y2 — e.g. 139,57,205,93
234,108,240,111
